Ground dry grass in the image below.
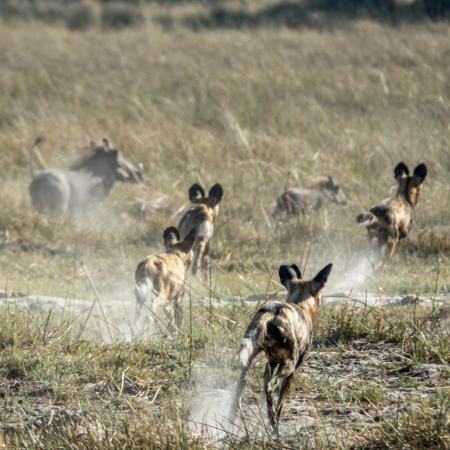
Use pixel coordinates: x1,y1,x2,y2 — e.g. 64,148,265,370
1,21,450,296
0,16,450,449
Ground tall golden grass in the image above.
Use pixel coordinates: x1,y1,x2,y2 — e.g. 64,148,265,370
1,22,449,298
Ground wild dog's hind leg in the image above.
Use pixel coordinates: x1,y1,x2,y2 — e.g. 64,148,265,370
192,238,210,280
276,347,309,420
276,373,294,421
201,239,211,280
229,345,261,422
173,290,184,330
263,360,279,426
378,232,399,271
264,360,296,427
229,366,250,423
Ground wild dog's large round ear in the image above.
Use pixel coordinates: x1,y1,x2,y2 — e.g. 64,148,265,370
413,163,427,183
279,265,300,287
189,184,205,203
326,176,335,189
181,227,196,252
163,226,180,246
102,138,110,150
394,162,409,180
312,263,333,287
290,263,301,279
208,183,223,207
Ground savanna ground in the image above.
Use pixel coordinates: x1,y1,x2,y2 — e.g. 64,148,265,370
1,4,450,447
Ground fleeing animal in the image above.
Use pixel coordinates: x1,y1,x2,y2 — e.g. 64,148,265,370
357,162,427,270
29,139,143,218
229,263,333,427
178,183,223,277
273,175,348,220
134,226,196,332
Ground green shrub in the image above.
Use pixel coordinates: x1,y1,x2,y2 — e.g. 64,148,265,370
65,3,96,30
101,3,144,29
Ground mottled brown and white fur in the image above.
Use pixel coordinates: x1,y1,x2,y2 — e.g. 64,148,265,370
178,183,223,277
357,162,427,270
134,226,196,332
229,263,333,427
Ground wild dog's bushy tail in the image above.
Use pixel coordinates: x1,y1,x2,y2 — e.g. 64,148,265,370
134,261,153,307
238,321,268,369
197,209,212,239
238,338,254,368
356,212,374,223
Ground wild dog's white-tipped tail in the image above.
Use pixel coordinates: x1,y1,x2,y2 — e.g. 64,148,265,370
197,219,212,238
238,338,254,369
356,212,374,224
134,279,151,305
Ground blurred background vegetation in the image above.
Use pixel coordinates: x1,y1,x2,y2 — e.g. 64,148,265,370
1,0,450,31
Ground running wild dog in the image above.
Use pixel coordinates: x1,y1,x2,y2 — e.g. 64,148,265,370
178,183,223,277
29,139,143,218
229,263,333,427
134,226,196,332
357,162,427,270
273,175,348,221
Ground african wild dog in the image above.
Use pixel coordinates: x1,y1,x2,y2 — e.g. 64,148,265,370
134,226,196,332
357,162,427,270
273,174,348,221
229,263,333,427
178,183,223,278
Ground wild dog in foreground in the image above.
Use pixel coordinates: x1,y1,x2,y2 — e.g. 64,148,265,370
229,263,333,427
134,226,196,332
357,162,427,270
178,183,223,277
29,138,143,218
273,174,348,221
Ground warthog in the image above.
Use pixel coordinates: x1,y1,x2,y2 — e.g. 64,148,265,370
29,139,143,218
178,183,223,278
273,175,348,220
229,263,333,427
357,162,427,270
134,226,196,332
